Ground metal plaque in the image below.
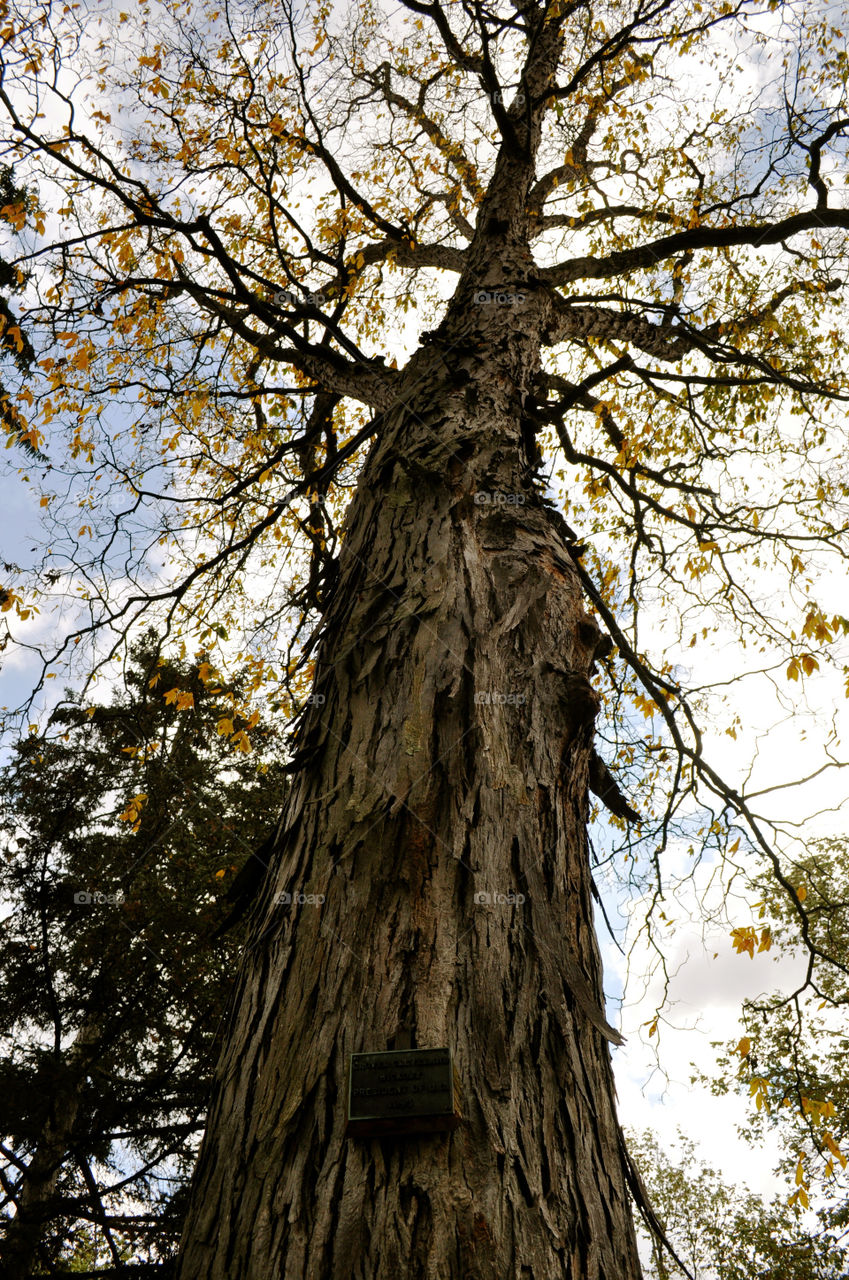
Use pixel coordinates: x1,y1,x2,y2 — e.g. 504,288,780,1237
347,1047,462,1138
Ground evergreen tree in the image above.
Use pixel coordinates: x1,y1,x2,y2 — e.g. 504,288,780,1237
0,635,287,1277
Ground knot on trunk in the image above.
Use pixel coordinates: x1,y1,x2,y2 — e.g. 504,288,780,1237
555,669,601,734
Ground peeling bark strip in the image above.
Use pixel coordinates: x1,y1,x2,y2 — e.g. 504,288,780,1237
176,287,641,1276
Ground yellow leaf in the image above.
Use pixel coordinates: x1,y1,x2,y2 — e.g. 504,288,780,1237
824,1132,847,1169
796,885,807,902
118,793,148,826
731,926,756,958
736,1036,751,1057
749,1077,770,1111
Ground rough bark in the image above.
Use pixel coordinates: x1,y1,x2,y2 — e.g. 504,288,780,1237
174,256,642,1277
176,15,641,1274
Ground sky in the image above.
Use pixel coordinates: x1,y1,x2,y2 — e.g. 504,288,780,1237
599,591,849,1200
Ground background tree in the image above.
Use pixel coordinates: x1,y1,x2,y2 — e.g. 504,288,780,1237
0,0,849,1275
628,1128,849,1280
0,634,288,1278
703,837,849,1248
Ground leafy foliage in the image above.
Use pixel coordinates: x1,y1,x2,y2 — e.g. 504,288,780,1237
629,1128,849,1279
0,634,287,1273
706,839,849,1232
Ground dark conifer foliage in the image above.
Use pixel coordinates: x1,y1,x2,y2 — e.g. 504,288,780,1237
0,635,287,1276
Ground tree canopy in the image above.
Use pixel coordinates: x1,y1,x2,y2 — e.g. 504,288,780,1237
629,1127,849,1279
1,0,847,825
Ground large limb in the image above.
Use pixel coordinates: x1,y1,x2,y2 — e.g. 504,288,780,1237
541,207,849,287
543,297,691,361
159,275,404,411
357,237,467,273
541,277,846,379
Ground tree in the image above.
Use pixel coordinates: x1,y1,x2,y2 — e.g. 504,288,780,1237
0,635,288,1277
1,0,849,1275
706,838,849,1239
628,1129,849,1280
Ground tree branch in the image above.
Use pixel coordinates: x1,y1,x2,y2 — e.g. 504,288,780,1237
540,208,849,286
357,237,466,273
543,298,691,361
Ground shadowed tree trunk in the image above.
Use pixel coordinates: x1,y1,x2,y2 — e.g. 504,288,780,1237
2,1013,103,1280
175,170,642,1275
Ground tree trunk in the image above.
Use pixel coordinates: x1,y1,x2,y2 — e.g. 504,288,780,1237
175,265,643,1277
2,1013,102,1279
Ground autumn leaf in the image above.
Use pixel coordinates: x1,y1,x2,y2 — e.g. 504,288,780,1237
731,926,757,958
